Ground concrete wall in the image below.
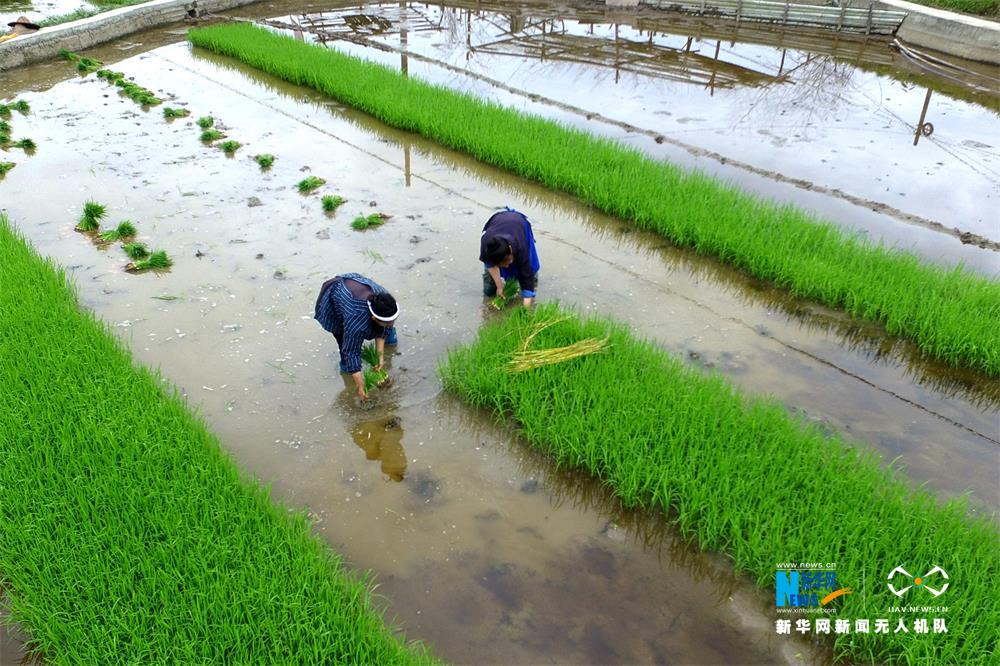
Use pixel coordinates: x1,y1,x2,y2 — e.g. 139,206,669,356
0,0,260,71
881,0,1000,63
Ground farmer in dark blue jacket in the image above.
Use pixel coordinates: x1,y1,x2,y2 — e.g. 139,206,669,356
314,273,398,400
480,207,540,307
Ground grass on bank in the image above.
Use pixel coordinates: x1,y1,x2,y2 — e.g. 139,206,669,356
189,23,1000,377
909,0,999,16
0,214,437,664
440,304,998,665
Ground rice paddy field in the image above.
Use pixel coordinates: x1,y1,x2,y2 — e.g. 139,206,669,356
1,0,998,664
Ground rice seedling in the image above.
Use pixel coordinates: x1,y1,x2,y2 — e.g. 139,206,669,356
0,161,15,176
0,121,10,134
200,129,224,143
163,107,190,119
0,132,9,146
126,249,172,272
0,106,9,120
196,115,214,129
219,140,241,155
440,304,999,665
360,343,388,391
76,201,106,232
11,100,29,114
322,194,346,212
254,153,275,169
189,23,1000,377
0,213,439,664
490,278,520,310
297,176,325,194
99,220,137,243
350,214,387,231
58,48,79,62
13,138,35,152
122,241,149,260
77,57,102,74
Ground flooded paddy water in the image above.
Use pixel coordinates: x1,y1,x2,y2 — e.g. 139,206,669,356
1,0,998,663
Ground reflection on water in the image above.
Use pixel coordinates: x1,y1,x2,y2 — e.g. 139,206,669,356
352,415,408,481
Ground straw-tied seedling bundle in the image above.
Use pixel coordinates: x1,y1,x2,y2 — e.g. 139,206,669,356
361,343,388,393
505,312,610,373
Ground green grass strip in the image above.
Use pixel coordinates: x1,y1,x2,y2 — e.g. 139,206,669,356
906,0,998,16
0,214,436,664
188,23,1000,377
439,304,998,665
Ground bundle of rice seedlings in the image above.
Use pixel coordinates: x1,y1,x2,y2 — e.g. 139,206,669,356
0,105,9,119
13,138,35,152
11,100,29,114
0,133,9,147
490,278,520,310
163,107,190,119
0,162,15,176
122,242,149,260
0,121,11,134
322,195,345,213
296,176,325,194
350,213,388,231
126,250,172,272
219,140,241,155
200,129,224,143
58,49,79,62
99,221,137,243
76,57,102,74
196,116,214,129
76,201,106,232
361,342,388,391
254,154,274,169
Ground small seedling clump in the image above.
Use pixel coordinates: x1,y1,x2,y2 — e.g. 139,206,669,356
350,213,387,231
122,242,150,260
76,201,106,232
219,140,241,155
163,107,190,119
0,133,10,146
322,195,346,212
196,116,214,129
0,121,11,135
0,162,15,176
0,106,9,120
490,278,520,310
200,129,224,143
77,58,102,75
127,250,172,272
14,138,35,152
254,154,274,169
296,176,325,194
99,221,138,243
11,100,29,114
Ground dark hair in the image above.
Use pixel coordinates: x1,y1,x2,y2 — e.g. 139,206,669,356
484,237,510,265
369,292,397,318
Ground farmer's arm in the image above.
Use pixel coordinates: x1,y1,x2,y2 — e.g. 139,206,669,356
374,335,386,371
486,265,504,294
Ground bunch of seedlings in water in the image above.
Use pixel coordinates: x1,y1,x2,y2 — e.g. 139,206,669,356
196,116,215,129
189,23,1000,378
350,213,389,231
200,129,224,143
163,107,190,119
13,138,35,153
122,242,149,260
99,221,137,243
0,121,10,135
77,58,102,75
116,79,161,107
439,304,1000,666
126,249,172,273
0,162,15,177
361,343,388,392
219,140,241,155
76,201,106,232
0,130,9,147
296,176,325,194
490,278,520,311
0,106,8,120
11,100,29,114
322,195,346,213
95,69,125,84
254,153,274,169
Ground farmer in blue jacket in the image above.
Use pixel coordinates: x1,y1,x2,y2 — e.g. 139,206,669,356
314,273,398,400
480,207,540,307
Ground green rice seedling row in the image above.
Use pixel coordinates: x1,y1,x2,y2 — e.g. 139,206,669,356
188,23,1000,377
0,214,438,664
438,304,998,665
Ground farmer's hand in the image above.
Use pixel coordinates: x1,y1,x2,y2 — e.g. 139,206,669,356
358,386,368,401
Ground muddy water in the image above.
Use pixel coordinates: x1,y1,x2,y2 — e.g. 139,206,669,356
0,8,997,665
270,0,1000,265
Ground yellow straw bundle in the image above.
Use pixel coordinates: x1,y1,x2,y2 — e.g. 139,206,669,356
506,336,610,372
